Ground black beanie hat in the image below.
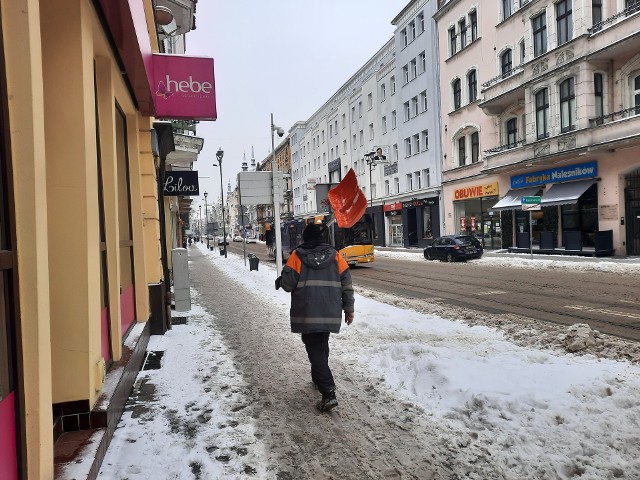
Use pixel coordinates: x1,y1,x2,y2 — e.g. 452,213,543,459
303,223,324,243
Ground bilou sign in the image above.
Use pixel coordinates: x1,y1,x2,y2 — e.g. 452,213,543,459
163,171,199,196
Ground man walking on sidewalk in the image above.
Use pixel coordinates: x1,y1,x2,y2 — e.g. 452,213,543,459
276,223,355,412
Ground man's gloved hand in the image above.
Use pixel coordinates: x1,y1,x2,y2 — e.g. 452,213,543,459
344,312,354,325
275,276,282,290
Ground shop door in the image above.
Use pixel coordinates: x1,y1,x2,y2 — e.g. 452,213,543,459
389,221,403,246
0,43,20,479
625,170,640,255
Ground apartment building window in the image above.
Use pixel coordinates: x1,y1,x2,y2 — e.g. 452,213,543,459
556,0,573,46
403,65,410,84
351,106,355,122
410,59,417,79
330,147,334,159
393,143,399,161
536,88,549,139
412,96,419,117
519,39,526,64
322,130,325,143
329,124,333,138
385,180,390,195
501,49,513,77
381,83,386,101
343,139,347,154
394,177,400,194
470,10,478,41
533,12,547,57
402,28,408,48
560,77,576,132
626,0,640,16
410,21,416,41
453,79,462,109
592,0,602,25
390,76,396,94
420,91,428,111
392,110,397,129
415,171,422,189
633,74,640,114
503,0,512,20
405,137,412,157
458,136,467,166
369,123,374,140
419,52,426,73
421,129,429,150
423,168,430,187
413,134,420,154
359,130,364,146
471,132,480,163
334,120,338,134
468,70,477,102
407,174,413,191
342,113,346,129
459,19,467,49
594,73,604,118
404,101,411,121
506,118,518,146
368,93,373,110
382,116,387,134
323,153,326,165
449,27,457,56
353,134,357,149
358,101,362,117
418,12,425,33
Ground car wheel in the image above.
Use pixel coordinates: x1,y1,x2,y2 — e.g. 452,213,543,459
446,253,454,263
424,250,431,260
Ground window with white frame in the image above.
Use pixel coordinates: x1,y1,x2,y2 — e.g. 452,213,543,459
334,120,338,133
410,20,416,41
419,51,426,73
458,136,467,166
506,117,518,146
358,101,362,117
556,0,573,46
418,12,425,33
632,73,640,114
403,65,409,84
420,91,428,112
413,134,420,153
342,113,346,129
322,130,325,143
501,49,513,77
471,131,480,163
459,18,467,49
382,116,387,134
402,28,408,48
404,101,411,121
359,130,364,146
381,83,386,101
329,124,333,138
404,137,412,157
415,171,422,189
519,39,525,64
352,134,357,149
594,73,604,118
394,177,400,194
368,93,373,110
390,76,396,94
503,0,512,20
351,106,355,122
592,0,602,25
393,143,398,161
470,10,477,41
412,96,419,117
323,153,326,165
535,88,549,139
343,139,347,154
385,180,390,195
421,129,429,150
423,168,430,187
410,59,417,79
369,123,374,140
392,110,397,129
406,174,413,191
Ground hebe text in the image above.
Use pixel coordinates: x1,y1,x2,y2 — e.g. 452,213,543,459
165,75,212,94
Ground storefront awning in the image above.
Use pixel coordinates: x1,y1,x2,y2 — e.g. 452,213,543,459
539,180,596,207
489,187,542,211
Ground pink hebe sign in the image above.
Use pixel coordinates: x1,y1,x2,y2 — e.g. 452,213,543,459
152,54,217,120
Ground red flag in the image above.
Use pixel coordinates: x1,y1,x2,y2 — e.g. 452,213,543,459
327,169,367,228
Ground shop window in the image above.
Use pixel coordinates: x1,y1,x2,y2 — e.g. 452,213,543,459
423,209,433,239
533,12,547,57
559,77,576,132
561,183,597,247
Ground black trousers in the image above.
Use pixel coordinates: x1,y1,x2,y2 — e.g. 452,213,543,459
301,332,335,396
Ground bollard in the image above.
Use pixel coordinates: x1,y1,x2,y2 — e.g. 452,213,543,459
248,254,259,271
219,248,226,256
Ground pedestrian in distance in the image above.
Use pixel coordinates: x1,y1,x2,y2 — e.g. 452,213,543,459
275,223,355,412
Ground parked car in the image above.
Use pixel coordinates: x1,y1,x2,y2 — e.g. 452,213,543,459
233,235,244,242
245,236,257,244
217,235,230,246
423,235,483,262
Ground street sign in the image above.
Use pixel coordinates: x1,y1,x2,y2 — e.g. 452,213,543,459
521,196,541,211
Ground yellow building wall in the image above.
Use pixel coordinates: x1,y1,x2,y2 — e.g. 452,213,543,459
2,0,54,478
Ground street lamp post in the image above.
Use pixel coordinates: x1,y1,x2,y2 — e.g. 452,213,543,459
199,205,202,242
214,148,227,258
365,149,386,240
271,113,285,274
204,192,208,248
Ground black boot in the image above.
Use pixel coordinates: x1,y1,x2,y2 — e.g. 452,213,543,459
317,390,338,412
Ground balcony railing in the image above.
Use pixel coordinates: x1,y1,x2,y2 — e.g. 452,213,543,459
589,106,640,127
481,64,524,90
588,3,640,34
483,139,526,155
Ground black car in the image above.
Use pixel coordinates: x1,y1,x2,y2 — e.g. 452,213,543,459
424,235,483,262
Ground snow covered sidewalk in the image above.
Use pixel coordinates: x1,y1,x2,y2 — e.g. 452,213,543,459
97,243,640,479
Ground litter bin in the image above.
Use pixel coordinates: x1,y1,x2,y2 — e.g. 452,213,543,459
248,254,259,271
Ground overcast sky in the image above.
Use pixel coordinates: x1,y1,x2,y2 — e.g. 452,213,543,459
185,0,409,209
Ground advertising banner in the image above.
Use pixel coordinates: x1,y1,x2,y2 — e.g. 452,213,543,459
152,54,217,120
511,161,597,188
